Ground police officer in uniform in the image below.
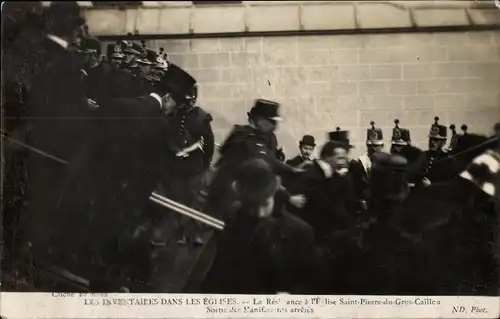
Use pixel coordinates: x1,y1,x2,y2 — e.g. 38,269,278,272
106,42,125,68
389,119,422,165
205,99,302,220
151,64,215,246
408,116,457,187
350,121,384,208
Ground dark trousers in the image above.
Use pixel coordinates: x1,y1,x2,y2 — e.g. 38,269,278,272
151,171,207,243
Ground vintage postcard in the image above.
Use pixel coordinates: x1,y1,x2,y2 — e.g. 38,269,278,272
1,1,499,318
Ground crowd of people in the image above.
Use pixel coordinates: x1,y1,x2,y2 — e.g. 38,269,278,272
2,2,499,295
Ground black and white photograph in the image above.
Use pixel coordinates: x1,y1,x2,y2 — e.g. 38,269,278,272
1,0,500,303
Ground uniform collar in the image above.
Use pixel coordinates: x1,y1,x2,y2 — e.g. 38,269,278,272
47,34,69,50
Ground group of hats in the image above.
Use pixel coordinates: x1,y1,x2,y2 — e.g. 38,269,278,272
106,36,169,70
365,116,450,146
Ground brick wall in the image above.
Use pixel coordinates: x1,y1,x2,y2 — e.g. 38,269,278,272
137,30,499,158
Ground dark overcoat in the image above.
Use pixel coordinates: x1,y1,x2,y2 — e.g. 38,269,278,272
23,93,169,285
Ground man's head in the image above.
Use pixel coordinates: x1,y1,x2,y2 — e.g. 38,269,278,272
79,37,101,68
429,137,446,151
154,63,197,113
121,42,142,68
391,144,404,154
366,121,384,156
248,99,282,134
106,43,124,68
232,158,280,218
428,116,447,151
299,135,316,159
44,2,85,42
320,141,350,174
370,153,409,204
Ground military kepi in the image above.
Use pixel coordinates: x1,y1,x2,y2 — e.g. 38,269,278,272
429,116,447,139
329,127,354,149
391,119,411,146
366,121,384,145
107,43,125,59
248,99,283,122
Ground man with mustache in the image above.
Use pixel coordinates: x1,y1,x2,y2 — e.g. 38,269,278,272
286,134,316,169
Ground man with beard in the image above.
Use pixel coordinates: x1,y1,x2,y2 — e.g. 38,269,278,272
350,121,385,209
286,134,316,169
408,116,458,188
150,64,215,247
390,119,422,166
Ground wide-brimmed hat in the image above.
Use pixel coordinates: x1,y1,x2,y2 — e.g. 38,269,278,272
248,99,283,122
459,150,500,197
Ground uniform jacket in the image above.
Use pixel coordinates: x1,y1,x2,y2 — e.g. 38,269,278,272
407,149,459,186
24,93,169,280
162,106,214,174
216,125,294,176
205,125,296,220
23,36,89,255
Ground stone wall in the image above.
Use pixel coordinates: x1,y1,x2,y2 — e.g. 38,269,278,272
125,31,500,158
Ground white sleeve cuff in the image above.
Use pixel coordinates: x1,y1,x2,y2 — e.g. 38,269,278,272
149,93,162,109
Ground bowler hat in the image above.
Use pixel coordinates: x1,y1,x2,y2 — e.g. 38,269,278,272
428,116,447,139
328,127,354,149
299,135,316,147
248,99,283,122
